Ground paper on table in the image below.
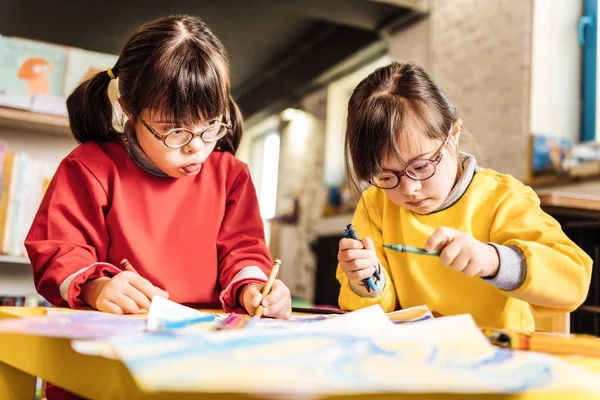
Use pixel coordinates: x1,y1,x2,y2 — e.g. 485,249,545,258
386,305,434,324
146,296,215,331
0,310,146,339
101,305,600,396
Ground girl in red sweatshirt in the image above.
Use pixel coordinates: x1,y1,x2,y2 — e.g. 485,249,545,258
26,15,291,336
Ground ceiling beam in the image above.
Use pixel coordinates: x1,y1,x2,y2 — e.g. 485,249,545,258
235,25,379,120
253,0,407,31
366,0,430,13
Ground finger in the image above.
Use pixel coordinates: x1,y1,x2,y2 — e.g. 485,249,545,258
129,275,169,301
346,258,379,272
245,285,264,309
338,249,374,262
347,268,377,282
263,301,286,318
425,227,455,252
339,238,368,251
124,285,152,311
262,281,288,307
114,293,141,314
462,261,480,278
263,295,291,319
439,241,461,267
449,249,470,273
362,237,375,251
97,299,124,315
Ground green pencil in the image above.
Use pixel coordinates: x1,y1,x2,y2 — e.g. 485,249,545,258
383,244,441,257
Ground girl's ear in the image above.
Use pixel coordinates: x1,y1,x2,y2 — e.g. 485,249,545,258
118,98,134,122
451,118,463,145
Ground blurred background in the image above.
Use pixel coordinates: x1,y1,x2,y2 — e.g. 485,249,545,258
0,0,598,333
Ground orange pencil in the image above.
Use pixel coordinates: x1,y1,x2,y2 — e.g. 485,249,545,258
482,328,600,357
254,259,281,318
120,258,139,274
120,258,152,313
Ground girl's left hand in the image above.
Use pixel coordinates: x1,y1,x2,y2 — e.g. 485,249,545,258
425,227,500,278
240,279,292,319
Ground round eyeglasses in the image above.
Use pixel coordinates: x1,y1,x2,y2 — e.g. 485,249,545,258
134,113,231,149
369,126,453,190
369,157,442,189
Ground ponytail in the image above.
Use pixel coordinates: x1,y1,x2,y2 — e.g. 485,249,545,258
217,95,243,155
66,69,118,144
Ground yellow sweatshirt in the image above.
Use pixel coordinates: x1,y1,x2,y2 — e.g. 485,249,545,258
337,168,592,330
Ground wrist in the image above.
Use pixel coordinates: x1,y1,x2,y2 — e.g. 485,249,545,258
237,283,250,308
481,244,500,278
81,277,110,308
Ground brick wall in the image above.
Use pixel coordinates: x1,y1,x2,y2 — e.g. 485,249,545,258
387,0,534,180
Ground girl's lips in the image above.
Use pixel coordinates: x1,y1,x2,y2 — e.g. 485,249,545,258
407,198,427,207
180,163,202,176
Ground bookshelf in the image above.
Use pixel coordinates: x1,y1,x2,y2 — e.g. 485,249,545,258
0,255,30,265
0,107,71,137
0,107,75,306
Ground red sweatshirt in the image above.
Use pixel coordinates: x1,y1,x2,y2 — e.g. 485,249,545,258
25,140,272,312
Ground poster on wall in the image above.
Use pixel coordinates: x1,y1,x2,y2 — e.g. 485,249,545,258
0,36,67,98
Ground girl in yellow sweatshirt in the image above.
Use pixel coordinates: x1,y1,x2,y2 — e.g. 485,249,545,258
337,61,592,330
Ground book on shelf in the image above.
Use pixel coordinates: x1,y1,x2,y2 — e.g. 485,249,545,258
0,295,48,307
0,34,118,116
0,141,51,257
0,35,67,97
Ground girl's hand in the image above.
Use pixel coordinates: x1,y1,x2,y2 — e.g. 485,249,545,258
81,271,169,314
338,237,379,284
240,280,292,319
425,227,500,278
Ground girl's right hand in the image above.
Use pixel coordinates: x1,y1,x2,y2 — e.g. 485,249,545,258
81,272,169,314
338,237,379,284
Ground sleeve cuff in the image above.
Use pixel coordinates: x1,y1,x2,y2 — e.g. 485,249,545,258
349,260,386,298
481,243,527,291
60,262,122,309
219,266,268,313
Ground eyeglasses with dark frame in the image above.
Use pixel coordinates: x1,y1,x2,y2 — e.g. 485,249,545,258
369,124,454,190
132,111,231,149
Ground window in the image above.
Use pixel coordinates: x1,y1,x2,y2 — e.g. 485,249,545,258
249,130,280,244
580,0,597,141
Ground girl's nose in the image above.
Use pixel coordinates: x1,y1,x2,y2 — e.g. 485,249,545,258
183,135,205,155
398,176,422,195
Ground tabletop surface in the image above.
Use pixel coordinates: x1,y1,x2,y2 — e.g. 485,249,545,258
1,307,600,400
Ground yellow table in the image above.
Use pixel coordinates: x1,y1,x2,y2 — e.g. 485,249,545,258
1,307,599,400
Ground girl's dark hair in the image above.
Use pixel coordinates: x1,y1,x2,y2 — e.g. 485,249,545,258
345,61,464,190
66,15,242,154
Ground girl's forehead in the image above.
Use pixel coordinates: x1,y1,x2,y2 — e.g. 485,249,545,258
381,129,440,168
144,106,216,123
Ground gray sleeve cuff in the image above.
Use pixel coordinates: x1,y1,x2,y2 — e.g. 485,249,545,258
481,243,526,291
349,260,386,298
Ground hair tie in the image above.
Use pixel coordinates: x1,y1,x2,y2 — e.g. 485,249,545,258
107,68,116,80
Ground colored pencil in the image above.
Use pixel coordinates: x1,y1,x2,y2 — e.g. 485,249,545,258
345,224,378,291
120,258,140,274
254,259,281,318
383,244,441,257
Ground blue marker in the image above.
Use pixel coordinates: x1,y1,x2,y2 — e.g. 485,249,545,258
344,224,378,292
